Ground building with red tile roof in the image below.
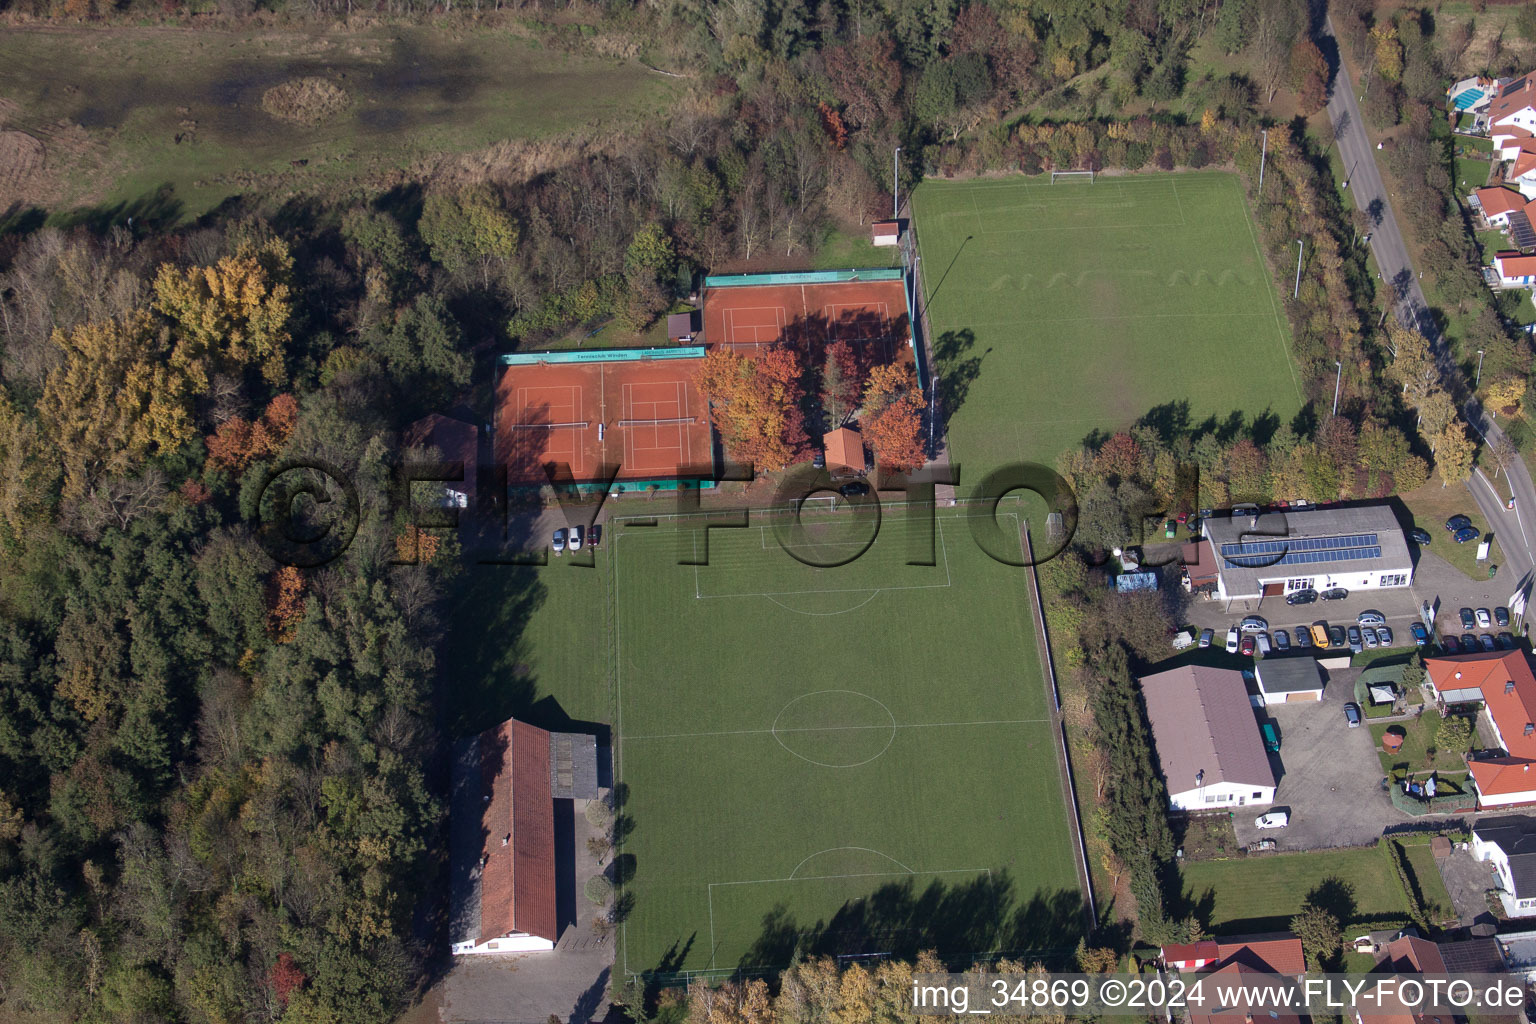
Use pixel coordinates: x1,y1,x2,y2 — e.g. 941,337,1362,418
1162,934,1308,1024
1490,74,1536,199
1426,651,1536,807
1495,251,1536,288
449,719,600,954
1473,186,1529,225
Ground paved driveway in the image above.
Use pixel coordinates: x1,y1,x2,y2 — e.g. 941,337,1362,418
1231,668,1405,851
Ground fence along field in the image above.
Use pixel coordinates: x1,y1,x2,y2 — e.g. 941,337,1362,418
912,171,1304,471
608,506,1084,976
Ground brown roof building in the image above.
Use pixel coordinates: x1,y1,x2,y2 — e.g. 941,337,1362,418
1162,934,1309,1024
1140,665,1276,811
823,427,865,475
449,719,600,954
405,411,480,510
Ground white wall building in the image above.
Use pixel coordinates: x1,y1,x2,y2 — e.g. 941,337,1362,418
1472,816,1536,917
1201,504,1412,604
1140,665,1276,811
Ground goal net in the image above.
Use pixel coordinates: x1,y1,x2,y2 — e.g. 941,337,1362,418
1050,170,1095,184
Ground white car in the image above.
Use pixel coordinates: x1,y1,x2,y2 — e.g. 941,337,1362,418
1225,627,1240,653
1255,811,1289,830
569,524,583,551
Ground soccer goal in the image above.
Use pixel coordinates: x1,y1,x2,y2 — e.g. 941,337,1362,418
1050,169,1095,184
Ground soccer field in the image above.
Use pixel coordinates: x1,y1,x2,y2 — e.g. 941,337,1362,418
610,506,1084,975
912,172,1304,469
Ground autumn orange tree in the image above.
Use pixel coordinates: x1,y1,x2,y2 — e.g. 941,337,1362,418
206,393,301,473
267,565,307,642
694,346,809,472
860,362,926,471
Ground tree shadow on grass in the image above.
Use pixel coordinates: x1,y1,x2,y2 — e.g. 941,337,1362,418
933,327,989,442
735,873,1086,971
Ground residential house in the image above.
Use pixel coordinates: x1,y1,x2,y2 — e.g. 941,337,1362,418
1489,73,1536,198
1426,650,1536,807
1181,538,1220,595
1140,665,1276,811
1255,658,1325,706
1495,251,1536,288
1471,815,1536,917
1360,934,1505,1024
449,719,601,954
1200,505,1412,603
1472,186,1529,228
1161,935,1308,1024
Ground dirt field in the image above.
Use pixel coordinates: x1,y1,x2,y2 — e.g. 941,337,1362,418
0,24,679,220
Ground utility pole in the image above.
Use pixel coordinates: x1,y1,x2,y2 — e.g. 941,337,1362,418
1332,361,1343,416
1293,239,1304,298
893,146,901,218
1258,129,1268,195
1478,349,1486,386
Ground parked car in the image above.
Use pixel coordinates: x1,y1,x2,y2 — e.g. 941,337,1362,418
1286,589,1318,605
1442,635,1461,653
1460,607,1478,630
1256,632,1272,656
1497,607,1511,627
1481,634,1498,652
1261,722,1281,753
1240,616,1268,633
1294,627,1312,648
1410,622,1428,646
1455,526,1481,544
839,480,870,497
1378,625,1394,647
1344,702,1362,728
1329,625,1346,648
552,528,567,552
1363,628,1378,649
1347,625,1363,653
1358,610,1386,625
1241,634,1256,656
1477,608,1493,628
1198,628,1215,648
1446,514,1473,532
1232,503,1261,517
1497,632,1516,650
1322,588,1349,601
1409,527,1432,545
1255,811,1289,830
568,524,583,551
1310,624,1330,647
812,450,826,469
1226,627,1240,653
588,524,603,548
1462,633,1479,650
1275,629,1290,651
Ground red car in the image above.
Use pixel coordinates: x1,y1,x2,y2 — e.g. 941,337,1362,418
1240,634,1256,656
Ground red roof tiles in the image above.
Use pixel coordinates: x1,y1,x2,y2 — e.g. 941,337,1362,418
476,720,558,944
1476,187,1529,218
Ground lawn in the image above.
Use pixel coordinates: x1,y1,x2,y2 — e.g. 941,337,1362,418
0,25,679,221
609,506,1083,975
811,220,902,271
911,172,1304,471
1398,472,1504,580
1372,711,1476,779
1181,845,1412,934
1398,840,1456,922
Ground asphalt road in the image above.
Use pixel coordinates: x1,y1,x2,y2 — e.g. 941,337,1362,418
1323,16,1536,613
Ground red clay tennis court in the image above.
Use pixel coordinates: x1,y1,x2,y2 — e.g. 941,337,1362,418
702,273,912,364
495,354,712,485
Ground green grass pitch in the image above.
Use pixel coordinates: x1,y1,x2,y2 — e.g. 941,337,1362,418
912,172,1305,470
610,507,1084,975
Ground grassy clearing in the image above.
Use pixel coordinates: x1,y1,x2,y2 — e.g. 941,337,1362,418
610,508,1081,974
1398,472,1503,579
1398,840,1455,921
1181,845,1412,934
811,220,902,271
0,25,679,220
1371,711,1475,778
912,172,1303,471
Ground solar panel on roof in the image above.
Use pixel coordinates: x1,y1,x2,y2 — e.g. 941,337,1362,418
1219,532,1382,568
1512,211,1536,252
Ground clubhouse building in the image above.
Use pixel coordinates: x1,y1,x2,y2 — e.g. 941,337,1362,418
1140,665,1276,811
1201,504,1413,604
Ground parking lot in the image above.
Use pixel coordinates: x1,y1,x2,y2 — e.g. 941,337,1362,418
1230,664,1408,851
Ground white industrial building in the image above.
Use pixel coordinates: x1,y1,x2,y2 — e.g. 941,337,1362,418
1201,505,1413,604
1140,665,1276,811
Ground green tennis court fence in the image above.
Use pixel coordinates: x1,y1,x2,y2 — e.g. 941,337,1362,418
704,268,904,287
500,345,705,365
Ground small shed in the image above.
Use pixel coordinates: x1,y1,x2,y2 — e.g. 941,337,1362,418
1254,658,1325,705
667,310,700,342
824,427,865,475
871,220,900,246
